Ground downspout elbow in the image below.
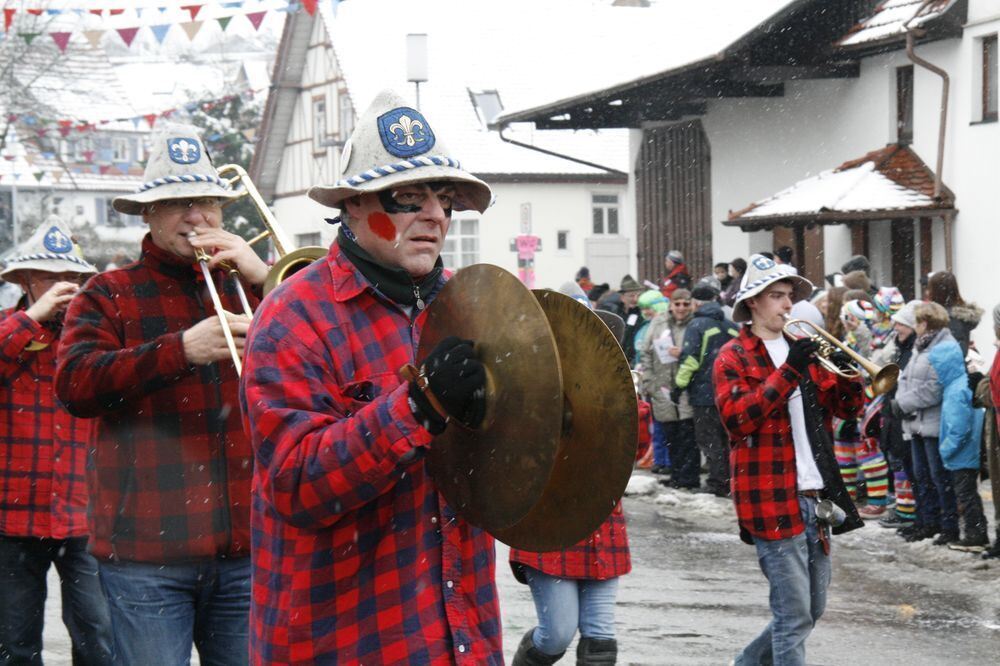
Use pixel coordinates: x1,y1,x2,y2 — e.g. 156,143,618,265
904,1,950,201
496,123,627,177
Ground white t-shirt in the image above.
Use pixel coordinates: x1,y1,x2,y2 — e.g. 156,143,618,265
761,336,824,491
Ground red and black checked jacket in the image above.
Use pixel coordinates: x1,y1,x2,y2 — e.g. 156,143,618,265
55,235,255,563
713,326,863,542
509,503,630,580
240,243,501,665
1,306,93,539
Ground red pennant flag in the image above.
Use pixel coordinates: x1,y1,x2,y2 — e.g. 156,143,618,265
58,119,73,129
109,9,124,16
99,165,111,175
58,125,72,137
75,123,91,133
302,0,318,16
144,113,157,128
83,150,95,162
89,9,103,17
161,109,175,118
26,9,44,16
116,27,139,47
246,10,266,31
50,32,72,53
6,114,17,123
181,4,203,21
4,8,15,32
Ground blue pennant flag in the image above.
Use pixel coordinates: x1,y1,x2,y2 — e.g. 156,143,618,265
151,24,171,44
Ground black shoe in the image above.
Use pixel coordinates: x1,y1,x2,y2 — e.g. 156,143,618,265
878,513,910,529
576,637,617,665
932,530,960,546
903,525,939,542
651,465,670,476
948,536,989,553
511,629,563,666
981,541,1000,560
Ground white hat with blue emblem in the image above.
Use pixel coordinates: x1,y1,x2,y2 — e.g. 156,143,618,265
112,122,240,215
732,253,813,323
308,90,492,213
1,215,97,280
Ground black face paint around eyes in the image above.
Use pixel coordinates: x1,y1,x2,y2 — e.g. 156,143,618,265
377,189,421,214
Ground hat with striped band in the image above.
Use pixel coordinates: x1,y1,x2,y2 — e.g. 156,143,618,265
1,215,97,280
732,253,813,323
112,122,240,215
308,90,492,214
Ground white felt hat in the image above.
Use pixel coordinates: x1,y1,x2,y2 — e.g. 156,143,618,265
113,122,240,215
1,215,97,280
308,90,492,213
732,254,813,323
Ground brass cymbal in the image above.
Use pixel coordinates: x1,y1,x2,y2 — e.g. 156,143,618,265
421,265,564,532
493,290,638,552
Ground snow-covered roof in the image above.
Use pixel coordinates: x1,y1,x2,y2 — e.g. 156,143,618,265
323,0,735,176
726,144,954,229
837,0,957,48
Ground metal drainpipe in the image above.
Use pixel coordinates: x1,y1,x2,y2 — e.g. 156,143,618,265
497,125,628,177
904,0,949,200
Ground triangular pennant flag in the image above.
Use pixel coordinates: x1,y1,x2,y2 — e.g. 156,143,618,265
58,125,72,137
76,123,91,133
144,113,158,128
34,171,45,182
83,150,95,162
180,20,203,42
46,9,62,15
216,16,232,31
52,170,63,183
158,6,168,13
116,27,139,47
131,116,142,128
136,8,144,19
19,32,41,46
26,9,44,17
222,1,243,8
4,8,15,32
150,24,170,44
181,5,203,21
84,30,104,48
302,0,318,16
114,161,130,173
109,9,124,16
50,31,72,53
89,9,103,17
245,10,266,31
161,109,175,118
41,151,56,159
99,165,110,175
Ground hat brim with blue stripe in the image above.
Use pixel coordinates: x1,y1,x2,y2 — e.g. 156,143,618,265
732,257,813,323
112,174,241,215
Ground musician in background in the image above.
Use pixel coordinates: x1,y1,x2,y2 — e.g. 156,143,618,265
240,90,499,664
0,218,112,664
713,254,864,666
55,123,265,666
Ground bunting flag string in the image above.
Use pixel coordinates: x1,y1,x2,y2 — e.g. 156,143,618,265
0,1,332,45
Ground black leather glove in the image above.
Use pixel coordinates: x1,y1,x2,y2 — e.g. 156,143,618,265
888,398,916,421
829,350,854,369
786,338,819,374
409,336,486,429
669,387,682,405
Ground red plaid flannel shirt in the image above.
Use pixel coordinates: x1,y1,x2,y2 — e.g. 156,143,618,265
713,326,863,542
1,307,93,539
240,243,501,665
55,235,255,563
509,503,630,580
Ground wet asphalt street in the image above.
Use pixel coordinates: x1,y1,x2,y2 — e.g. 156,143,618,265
39,472,999,664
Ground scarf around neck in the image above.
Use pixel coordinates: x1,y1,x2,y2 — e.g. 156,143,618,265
337,224,443,309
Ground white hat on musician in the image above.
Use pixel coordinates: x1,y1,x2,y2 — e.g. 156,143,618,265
112,122,240,215
308,90,492,214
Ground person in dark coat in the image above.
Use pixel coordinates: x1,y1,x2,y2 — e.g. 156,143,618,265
619,274,645,366
927,270,983,357
660,250,691,299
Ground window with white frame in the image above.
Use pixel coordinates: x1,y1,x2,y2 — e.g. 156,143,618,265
313,96,327,153
296,232,321,247
338,92,354,140
591,194,619,235
556,230,569,251
442,218,479,269
112,136,130,162
984,35,998,122
469,89,503,127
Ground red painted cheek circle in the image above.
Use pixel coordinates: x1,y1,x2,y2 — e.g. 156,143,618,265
367,212,397,241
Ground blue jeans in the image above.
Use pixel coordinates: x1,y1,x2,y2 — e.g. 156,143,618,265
523,568,619,656
910,435,958,533
98,557,250,666
0,536,112,665
652,420,671,468
736,497,831,666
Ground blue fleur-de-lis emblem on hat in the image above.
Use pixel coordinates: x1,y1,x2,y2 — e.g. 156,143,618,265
377,107,436,158
752,255,776,270
43,226,73,253
167,137,201,165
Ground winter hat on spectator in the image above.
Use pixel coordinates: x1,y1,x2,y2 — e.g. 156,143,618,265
690,283,719,302
732,253,812,323
841,299,874,322
841,255,871,275
892,300,921,329
638,289,668,311
1,215,97,280
113,122,240,215
842,270,871,293
874,286,905,314
671,288,692,302
587,283,610,301
559,281,591,308
665,250,684,264
308,89,492,213
619,274,644,293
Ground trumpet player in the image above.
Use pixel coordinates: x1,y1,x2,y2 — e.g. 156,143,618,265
55,123,264,666
0,218,113,663
713,254,864,666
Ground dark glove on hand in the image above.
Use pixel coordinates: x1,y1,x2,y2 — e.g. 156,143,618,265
669,387,682,405
829,350,854,369
888,398,914,421
413,336,486,428
786,338,819,374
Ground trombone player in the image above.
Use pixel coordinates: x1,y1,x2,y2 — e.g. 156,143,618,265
240,90,501,664
712,254,864,666
56,123,263,665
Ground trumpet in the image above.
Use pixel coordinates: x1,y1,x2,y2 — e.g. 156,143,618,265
781,315,899,395
194,164,327,375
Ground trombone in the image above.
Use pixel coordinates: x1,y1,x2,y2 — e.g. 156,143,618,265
782,315,899,395
193,163,327,375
